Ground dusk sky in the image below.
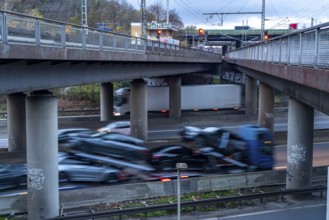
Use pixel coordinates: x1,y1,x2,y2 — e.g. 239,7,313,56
131,0,329,30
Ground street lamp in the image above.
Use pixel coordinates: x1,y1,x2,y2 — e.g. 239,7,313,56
176,162,188,220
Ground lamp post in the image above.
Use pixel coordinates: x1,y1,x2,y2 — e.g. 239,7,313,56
176,163,188,220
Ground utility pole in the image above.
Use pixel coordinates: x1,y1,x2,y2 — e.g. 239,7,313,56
81,0,88,27
141,0,147,39
261,0,265,40
166,0,169,25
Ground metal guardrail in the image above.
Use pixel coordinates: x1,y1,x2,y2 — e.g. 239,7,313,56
0,10,221,60
46,186,326,220
225,22,329,69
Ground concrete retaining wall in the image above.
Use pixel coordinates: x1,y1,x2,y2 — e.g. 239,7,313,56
0,166,326,215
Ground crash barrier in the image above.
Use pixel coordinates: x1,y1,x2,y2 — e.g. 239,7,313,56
48,186,327,220
0,166,326,215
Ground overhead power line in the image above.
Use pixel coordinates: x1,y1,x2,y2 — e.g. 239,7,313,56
203,12,262,26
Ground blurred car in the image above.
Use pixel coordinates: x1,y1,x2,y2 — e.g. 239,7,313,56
150,144,215,172
58,152,127,183
0,163,27,190
180,126,221,142
194,127,248,162
97,121,130,135
179,126,202,141
62,132,145,148
100,133,144,146
58,128,93,145
72,138,151,162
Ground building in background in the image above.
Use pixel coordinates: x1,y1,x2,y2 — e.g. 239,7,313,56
130,21,179,45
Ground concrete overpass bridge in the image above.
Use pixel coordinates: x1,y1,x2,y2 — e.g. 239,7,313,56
1,9,328,219
0,10,222,219
224,20,329,213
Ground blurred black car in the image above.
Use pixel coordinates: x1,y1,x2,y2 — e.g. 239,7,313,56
150,144,214,172
58,152,127,183
0,163,27,190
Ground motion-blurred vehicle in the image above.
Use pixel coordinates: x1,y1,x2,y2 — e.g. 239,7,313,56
0,163,27,190
58,128,93,145
179,126,202,141
72,138,150,162
187,125,274,170
180,126,219,141
99,133,144,146
58,152,127,183
150,144,215,172
62,132,145,148
113,84,241,115
97,121,130,135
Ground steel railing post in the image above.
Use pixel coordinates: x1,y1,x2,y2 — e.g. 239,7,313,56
35,19,40,47
2,12,7,44
314,28,319,68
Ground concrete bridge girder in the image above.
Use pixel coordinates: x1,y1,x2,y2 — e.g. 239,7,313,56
0,60,219,95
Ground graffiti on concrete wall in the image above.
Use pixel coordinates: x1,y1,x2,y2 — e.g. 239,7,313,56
28,168,45,190
288,144,306,165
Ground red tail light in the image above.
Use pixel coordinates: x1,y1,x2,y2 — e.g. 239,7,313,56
160,178,171,182
152,155,161,159
116,172,127,181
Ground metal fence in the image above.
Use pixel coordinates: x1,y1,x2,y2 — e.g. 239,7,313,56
0,10,221,60
226,22,329,69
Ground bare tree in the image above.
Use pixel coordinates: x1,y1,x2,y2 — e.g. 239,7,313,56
146,1,184,29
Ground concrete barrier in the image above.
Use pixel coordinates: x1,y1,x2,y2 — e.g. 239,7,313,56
0,166,326,215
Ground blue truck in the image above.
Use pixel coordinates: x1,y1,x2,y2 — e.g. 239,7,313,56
182,125,275,171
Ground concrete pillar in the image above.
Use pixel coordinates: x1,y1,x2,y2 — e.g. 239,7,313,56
26,91,59,219
245,76,257,115
100,82,113,121
130,79,148,140
286,98,314,194
169,76,181,119
258,82,275,133
6,93,26,152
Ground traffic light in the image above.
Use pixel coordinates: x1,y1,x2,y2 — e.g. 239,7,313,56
156,29,161,39
198,28,204,36
263,30,269,41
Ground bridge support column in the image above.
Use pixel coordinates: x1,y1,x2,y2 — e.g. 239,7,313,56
100,82,113,121
169,76,181,118
6,93,26,152
26,91,59,220
245,76,257,115
258,82,275,133
130,79,148,140
286,98,313,196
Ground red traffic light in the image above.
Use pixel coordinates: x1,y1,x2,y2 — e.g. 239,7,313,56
156,29,162,39
198,28,204,36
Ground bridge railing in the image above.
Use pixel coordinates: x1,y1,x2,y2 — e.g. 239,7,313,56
226,22,329,69
0,10,221,60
